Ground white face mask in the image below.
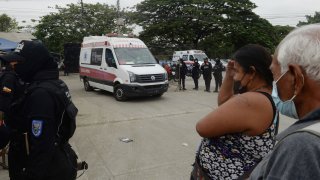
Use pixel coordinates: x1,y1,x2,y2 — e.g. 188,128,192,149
272,70,299,119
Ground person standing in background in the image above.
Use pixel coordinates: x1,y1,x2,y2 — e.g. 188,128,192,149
192,58,200,90
178,59,187,90
212,58,224,92
201,58,212,92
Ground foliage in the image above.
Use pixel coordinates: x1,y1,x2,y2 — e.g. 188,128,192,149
297,11,320,26
273,25,294,46
0,14,18,32
132,0,279,59
34,3,132,53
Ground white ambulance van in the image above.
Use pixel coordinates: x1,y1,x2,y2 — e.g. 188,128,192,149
79,34,169,101
172,50,208,76
172,50,208,65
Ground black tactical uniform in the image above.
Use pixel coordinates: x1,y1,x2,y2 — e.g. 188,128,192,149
178,59,188,90
212,59,224,92
0,41,78,180
0,61,25,149
0,69,24,113
191,60,200,90
201,59,212,92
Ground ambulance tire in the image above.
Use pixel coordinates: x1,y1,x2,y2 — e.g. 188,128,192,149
114,85,127,101
83,78,94,91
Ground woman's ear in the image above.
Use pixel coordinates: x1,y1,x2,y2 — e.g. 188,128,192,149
248,66,257,79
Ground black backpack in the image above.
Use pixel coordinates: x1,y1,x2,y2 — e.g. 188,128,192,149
27,79,78,142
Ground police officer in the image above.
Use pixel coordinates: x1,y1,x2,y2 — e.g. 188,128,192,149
192,58,200,90
201,58,213,92
0,56,25,153
0,40,78,180
212,59,224,92
178,58,187,90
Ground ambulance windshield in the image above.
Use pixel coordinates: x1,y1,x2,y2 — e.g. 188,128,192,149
193,54,208,61
114,48,157,65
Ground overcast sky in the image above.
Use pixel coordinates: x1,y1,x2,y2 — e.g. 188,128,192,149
0,0,319,27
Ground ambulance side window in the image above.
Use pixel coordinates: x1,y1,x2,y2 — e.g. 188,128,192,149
190,55,194,61
105,49,117,68
91,48,103,66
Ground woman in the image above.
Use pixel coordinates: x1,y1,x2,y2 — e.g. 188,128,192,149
191,44,278,179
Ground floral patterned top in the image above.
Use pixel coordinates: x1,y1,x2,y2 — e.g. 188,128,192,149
196,93,278,180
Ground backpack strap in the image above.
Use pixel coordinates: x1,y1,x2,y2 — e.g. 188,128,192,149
280,122,320,140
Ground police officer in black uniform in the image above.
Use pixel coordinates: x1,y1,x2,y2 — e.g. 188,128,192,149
178,58,188,90
212,59,224,92
201,58,213,92
0,40,78,180
191,58,200,90
0,57,25,154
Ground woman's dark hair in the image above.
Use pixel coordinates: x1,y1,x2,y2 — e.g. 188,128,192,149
233,44,273,86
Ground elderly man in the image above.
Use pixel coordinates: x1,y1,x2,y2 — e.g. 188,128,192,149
250,24,320,179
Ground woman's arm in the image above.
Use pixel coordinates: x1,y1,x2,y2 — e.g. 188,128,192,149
218,60,235,106
197,92,274,138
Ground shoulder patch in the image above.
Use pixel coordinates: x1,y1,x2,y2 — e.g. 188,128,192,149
32,120,43,137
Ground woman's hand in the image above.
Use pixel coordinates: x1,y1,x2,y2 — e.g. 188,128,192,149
226,60,235,78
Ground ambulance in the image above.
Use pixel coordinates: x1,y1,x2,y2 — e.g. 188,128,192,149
172,50,208,76
172,50,208,65
79,34,169,101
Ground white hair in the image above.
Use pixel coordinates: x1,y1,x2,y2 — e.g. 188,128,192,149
276,23,320,81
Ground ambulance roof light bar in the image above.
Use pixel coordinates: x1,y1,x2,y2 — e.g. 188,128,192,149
105,33,135,38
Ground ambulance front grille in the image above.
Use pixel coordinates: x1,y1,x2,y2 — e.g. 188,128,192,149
137,74,165,83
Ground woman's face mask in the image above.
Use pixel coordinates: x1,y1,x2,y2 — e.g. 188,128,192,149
272,70,299,119
234,74,247,94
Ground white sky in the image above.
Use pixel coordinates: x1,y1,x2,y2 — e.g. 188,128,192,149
0,0,319,27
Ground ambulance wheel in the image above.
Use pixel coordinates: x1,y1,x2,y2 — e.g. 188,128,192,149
83,78,93,91
114,85,127,101
154,93,163,97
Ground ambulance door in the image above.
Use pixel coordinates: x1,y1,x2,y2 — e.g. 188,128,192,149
103,48,117,91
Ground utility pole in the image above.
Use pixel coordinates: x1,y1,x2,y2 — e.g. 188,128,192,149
80,0,84,14
115,0,124,35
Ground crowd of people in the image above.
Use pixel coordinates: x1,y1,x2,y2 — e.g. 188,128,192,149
0,23,320,180
162,57,225,92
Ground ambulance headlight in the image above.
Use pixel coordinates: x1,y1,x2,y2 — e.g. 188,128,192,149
128,71,137,82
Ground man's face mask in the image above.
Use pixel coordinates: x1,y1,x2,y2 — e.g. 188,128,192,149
272,70,299,119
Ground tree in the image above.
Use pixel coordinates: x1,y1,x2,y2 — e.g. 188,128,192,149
297,11,320,26
133,0,278,59
34,3,132,53
0,14,18,32
273,25,294,45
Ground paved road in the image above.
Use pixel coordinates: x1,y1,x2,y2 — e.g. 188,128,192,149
0,73,295,180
